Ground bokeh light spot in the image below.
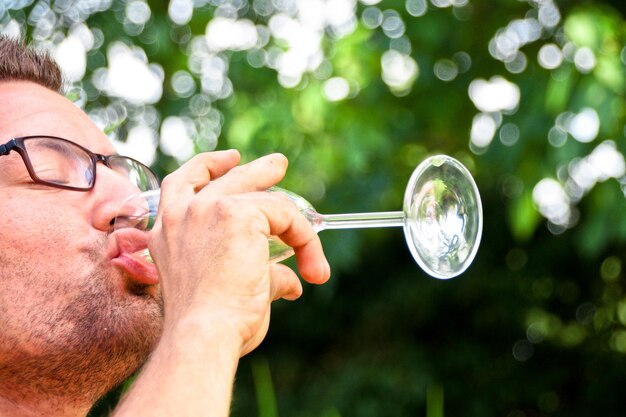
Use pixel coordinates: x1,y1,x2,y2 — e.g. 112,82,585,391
126,0,151,25
601,256,621,282
406,0,427,17
433,58,458,82
103,42,163,105
499,123,519,146
468,76,520,113
323,77,350,101
171,70,196,98
168,0,193,25
533,178,571,227
361,6,383,29
113,124,157,166
567,107,599,143
574,47,596,73
205,17,258,52
160,116,196,163
54,34,87,83
381,50,418,95
470,112,498,149
512,339,534,361
538,43,563,69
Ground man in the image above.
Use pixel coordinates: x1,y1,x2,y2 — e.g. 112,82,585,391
0,36,330,416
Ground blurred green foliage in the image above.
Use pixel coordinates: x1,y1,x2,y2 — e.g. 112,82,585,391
4,0,626,415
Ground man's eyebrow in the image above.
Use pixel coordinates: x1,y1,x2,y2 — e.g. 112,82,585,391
30,138,88,160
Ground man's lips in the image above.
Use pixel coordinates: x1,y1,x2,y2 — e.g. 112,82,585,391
109,229,159,285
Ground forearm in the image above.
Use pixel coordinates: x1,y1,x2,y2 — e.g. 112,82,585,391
112,319,242,417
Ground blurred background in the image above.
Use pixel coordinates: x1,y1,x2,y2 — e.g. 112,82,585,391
3,0,626,415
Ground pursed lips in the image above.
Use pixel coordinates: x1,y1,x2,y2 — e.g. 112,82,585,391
109,228,159,285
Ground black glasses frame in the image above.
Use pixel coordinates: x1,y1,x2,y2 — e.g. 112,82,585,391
0,135,158,192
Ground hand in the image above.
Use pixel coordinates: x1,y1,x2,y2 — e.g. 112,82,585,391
148,150,330,356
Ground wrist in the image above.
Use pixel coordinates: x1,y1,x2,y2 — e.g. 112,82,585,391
159,309,246,359
112,310,243,416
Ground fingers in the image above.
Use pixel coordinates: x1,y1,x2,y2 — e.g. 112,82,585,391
233,192,330,284
294,239,330,284
198,153,288,198
260,199,329,283
156,150,329,289
160,151,288,205
160,149,241,203
269,264,303,301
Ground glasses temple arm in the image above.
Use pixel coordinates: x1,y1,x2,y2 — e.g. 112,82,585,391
0,139,18,155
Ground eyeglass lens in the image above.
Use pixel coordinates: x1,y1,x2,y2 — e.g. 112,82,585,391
106,156,159,192
21,137,158,191
23,137,94,189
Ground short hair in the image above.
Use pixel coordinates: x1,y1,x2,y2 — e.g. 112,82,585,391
0,36,63,93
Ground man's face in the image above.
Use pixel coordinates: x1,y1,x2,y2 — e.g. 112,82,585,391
0,82,163,401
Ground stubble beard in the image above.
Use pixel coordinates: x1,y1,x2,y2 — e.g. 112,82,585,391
0,242,164,410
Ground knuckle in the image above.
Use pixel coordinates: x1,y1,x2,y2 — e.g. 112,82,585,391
159,174,176,189
192,197,247,226
210,198,237,219
158,204,181,230
183,198,212,224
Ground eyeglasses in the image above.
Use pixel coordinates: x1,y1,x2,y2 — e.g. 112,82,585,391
0,135,159,192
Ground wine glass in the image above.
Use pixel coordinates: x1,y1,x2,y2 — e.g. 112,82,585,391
114,155,482,279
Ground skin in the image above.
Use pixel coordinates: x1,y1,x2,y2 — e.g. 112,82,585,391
0,81,330,417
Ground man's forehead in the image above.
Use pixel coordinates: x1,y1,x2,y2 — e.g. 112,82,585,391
0,81,116,155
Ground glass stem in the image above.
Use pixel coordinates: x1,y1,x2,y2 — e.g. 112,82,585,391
318,211,405,231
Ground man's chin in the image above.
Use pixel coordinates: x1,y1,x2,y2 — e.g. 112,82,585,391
101,295,164,387
5,276,165,403
122,281,164,339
